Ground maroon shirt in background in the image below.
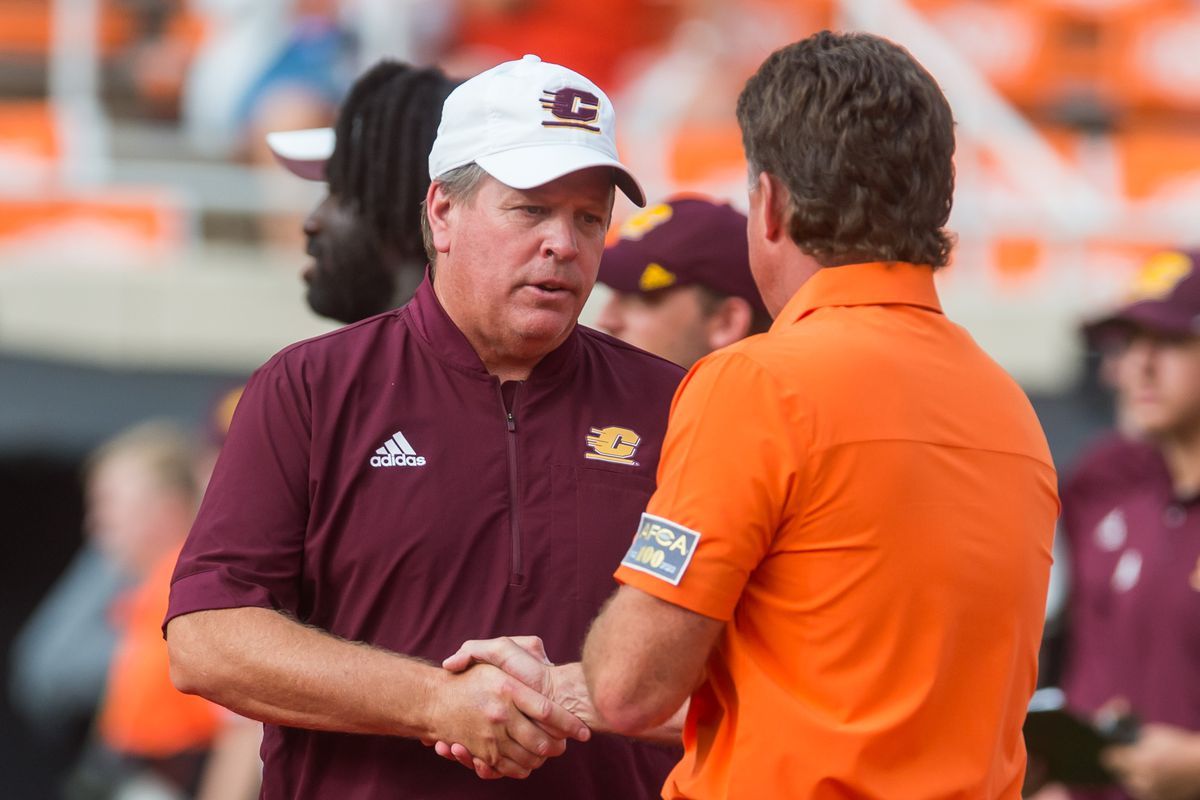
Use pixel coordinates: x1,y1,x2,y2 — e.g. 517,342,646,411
166,277,684,800
1059,433,1200,800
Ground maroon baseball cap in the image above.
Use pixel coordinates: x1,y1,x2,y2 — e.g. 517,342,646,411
599,196,766,314
1084,250,1200,345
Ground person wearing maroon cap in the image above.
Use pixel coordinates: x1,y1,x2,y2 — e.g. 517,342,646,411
1045,250,1200,800
163,55,684,799
595,196,771,368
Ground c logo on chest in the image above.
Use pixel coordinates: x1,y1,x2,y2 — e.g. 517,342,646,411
585,426,641,466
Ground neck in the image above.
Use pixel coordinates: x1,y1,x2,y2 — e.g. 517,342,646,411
1161,424,1200,497
430,268,556,382
767,250,823,315
486,358,539,383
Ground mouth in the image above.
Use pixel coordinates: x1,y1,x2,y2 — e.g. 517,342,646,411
524,280,574,298
302,239,320,284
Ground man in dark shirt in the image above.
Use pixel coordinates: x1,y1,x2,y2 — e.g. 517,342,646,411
1053,250,1200,800
164,54,684,799
267,61,457,324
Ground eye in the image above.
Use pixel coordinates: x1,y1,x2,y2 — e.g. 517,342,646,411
520,205,547,216
580,212,605,227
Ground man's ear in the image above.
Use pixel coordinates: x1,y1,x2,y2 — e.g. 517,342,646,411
426,182,453,257
704,296,754,351
754,171,789,243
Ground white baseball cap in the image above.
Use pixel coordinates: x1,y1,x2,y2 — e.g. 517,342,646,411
428,54,645,207
265,127,334,181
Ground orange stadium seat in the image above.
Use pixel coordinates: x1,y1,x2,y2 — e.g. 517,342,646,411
911,0,1193,115
1112,127,1200,201
0,192,184,263
0,0,137,57
667,123,746,187
0,101,59,161
1108,6,1200,116
912,0,1052,109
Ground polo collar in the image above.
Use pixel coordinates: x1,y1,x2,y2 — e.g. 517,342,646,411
771,261,943,331
406,271,580,383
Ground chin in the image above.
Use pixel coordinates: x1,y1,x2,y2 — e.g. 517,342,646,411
513,318,575,350
1129,415,1175,441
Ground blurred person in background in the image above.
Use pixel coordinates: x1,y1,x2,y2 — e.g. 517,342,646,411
58,421,224,800
266,60,459,324
179,0,353,250
182,0,349,159
8,428,162,748
594,196,770,368
1037,250,1200,800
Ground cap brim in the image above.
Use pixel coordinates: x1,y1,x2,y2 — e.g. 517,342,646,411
476,144,646,207
1083,301,1200,345
265,128,335,181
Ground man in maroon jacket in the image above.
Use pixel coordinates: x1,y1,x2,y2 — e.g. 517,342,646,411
164,54,684,799
1049,250,1200,800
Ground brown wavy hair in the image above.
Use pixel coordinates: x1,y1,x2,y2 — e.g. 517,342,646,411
736,31,956,268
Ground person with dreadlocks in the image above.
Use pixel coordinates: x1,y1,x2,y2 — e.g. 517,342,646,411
267,60,458,324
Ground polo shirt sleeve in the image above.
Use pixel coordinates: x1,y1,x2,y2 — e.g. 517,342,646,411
614,350,799,621
165,352,312,631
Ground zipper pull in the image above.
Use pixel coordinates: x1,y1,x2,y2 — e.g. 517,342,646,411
506,411,515,433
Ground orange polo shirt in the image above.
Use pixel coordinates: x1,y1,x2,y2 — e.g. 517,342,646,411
615,262,1059,800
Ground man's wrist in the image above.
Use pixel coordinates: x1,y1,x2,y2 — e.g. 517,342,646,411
401,659,449,741
549,663,606,734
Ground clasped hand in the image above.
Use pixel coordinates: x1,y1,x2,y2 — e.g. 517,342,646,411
425,636,595,780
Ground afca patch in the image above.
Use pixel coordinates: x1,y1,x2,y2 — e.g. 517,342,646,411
620,513,701,586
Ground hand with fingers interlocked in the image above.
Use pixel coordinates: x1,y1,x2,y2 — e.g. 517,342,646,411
425,645,591,780
429,636,599,780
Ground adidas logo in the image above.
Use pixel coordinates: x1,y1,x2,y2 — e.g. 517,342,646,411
370,430,427,468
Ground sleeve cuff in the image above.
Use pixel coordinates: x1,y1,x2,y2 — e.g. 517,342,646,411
614,565,738,622
162,569,281,637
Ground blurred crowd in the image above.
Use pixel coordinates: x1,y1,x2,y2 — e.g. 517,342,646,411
1,0,1197,263
3,1,1200,799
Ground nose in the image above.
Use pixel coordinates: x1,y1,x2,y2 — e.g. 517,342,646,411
1121,337,1159,382
303,195,331,237
541,213,579,262
596,293,624,335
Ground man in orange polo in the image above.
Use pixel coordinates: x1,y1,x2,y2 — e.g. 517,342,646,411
578,32,1060,798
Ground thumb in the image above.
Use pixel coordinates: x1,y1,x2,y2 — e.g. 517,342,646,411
442,637,552,691
442,643,476,673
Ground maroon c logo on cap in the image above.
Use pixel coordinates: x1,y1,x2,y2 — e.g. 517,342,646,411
540,89,601,132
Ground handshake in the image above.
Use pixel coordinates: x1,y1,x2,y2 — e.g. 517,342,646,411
420,635,608,781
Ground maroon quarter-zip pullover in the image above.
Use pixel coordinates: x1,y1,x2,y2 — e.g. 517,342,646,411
166,276,684,799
